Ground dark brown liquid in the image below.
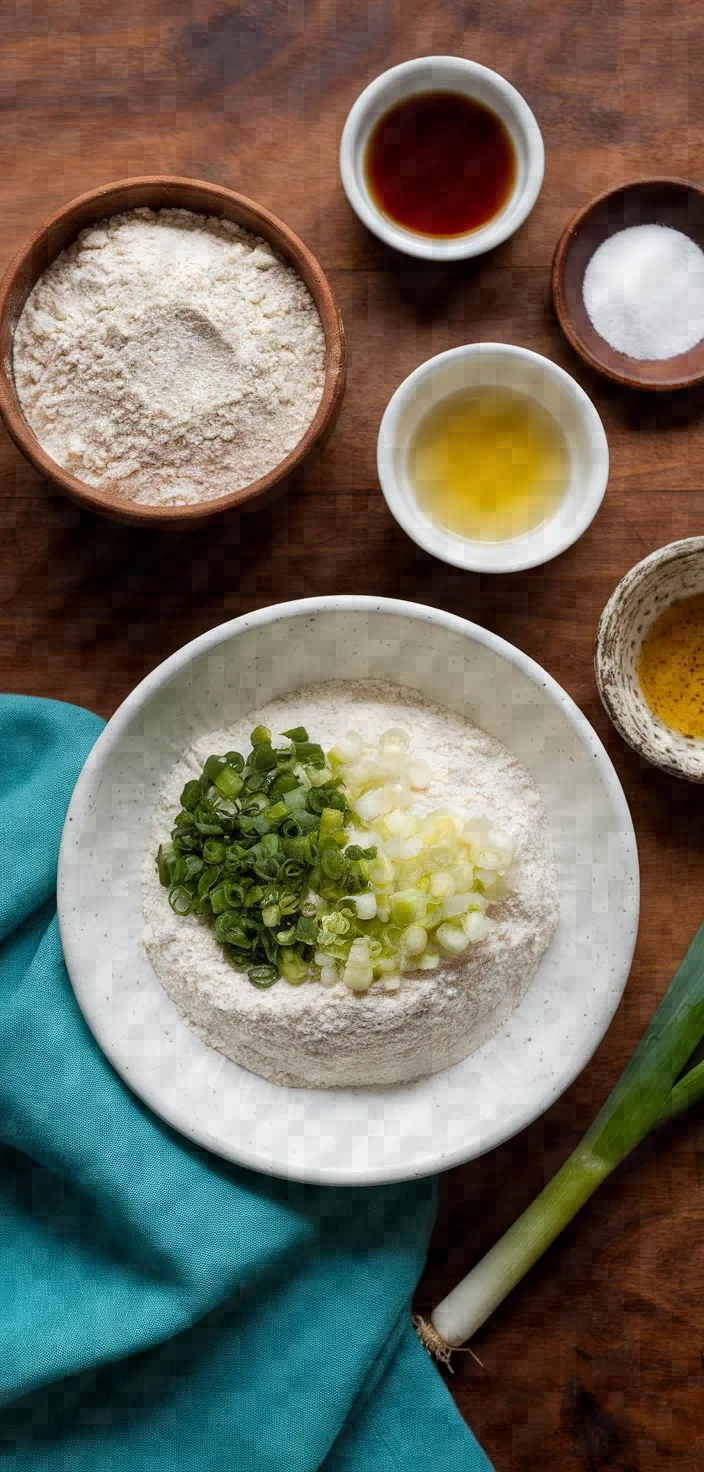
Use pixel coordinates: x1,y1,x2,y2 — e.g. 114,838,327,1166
365,91,516,238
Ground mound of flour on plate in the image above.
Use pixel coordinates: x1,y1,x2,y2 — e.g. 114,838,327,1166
142,681,559,1089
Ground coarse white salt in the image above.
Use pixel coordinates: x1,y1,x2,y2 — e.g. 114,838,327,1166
582,222,704,361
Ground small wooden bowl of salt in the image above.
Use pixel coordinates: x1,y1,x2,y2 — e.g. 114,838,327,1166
0,177,346,525
552,177,704,391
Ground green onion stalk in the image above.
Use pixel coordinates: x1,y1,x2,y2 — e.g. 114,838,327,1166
417,919,704,1360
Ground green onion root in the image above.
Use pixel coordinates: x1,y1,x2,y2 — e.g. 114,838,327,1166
431,1143,611,1347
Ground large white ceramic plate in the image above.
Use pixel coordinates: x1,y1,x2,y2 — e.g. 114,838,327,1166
58,598,639,1186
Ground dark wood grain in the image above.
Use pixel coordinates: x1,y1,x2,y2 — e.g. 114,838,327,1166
3,2,704,1467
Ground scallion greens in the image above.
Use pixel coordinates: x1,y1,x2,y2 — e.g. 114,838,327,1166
157,727,376,989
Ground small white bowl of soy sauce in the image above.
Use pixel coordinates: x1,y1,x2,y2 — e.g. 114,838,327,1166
339,56,545,261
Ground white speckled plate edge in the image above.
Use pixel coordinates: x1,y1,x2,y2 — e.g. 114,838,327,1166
57,596,640,1186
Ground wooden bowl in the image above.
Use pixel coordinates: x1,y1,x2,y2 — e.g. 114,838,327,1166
552,178,704,392
594,537,704,782
0,176,346,526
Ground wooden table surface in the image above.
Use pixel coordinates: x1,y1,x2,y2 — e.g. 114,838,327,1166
3,2,704,1466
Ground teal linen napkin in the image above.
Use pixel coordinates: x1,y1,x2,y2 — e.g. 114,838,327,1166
0,695,493,1471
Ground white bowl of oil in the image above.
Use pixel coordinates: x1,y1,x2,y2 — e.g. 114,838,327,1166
377,343,609,573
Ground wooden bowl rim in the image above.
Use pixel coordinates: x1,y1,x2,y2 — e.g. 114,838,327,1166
0,175,346,522
552,175,704,392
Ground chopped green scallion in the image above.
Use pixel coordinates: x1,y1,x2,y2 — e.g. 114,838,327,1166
157,844,174,887
248,964,279,988
213,766,244,800
168,885,193,916
278,949,309,984
157,725,380,990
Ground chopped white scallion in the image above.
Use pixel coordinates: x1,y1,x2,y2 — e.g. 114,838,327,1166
369,853,395,886
441,893,474,921
429,872,455,899
354,893,377,921
343,937,374,992
436,923,470,956
306,762,334,788
330,731,365,763
355,787,392,823
344,760,373,793
383,809,419,838
385,780,413,811
313,723,515,994
408,758,432,789
475,870,507,897
451,860,475,892
462,910,494,943
381,727,410,749
401,924,428,955
374,955,400,975
400,835,424,860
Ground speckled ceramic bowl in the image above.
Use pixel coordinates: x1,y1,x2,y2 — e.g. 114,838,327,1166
595,538,704,782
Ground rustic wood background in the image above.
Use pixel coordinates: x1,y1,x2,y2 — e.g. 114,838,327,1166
3,1,704,1466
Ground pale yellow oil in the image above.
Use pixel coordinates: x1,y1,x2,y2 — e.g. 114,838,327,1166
410,385,570,542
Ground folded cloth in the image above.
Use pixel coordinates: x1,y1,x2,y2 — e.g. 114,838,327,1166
0,695,493,1471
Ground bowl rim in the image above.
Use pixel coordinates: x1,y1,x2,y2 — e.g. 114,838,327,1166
376,341,609,573
57,594,640,1184
0,174,346,523
552,175,704,392
339,55,545,262
594,536,704,781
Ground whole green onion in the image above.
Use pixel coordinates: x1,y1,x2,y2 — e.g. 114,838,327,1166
422,919,704,1355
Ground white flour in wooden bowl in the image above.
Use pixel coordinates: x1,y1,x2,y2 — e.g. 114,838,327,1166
142,680,559,1089
13,208,325,507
